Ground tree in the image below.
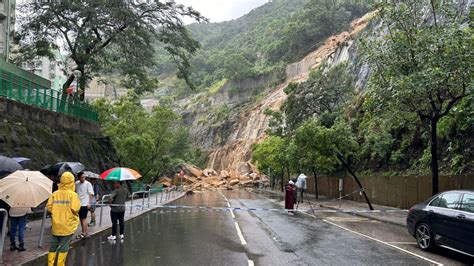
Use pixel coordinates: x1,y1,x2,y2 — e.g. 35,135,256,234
251,136,286,190
364,0,473,195
294,118,358,199
16,0,206,100
282,62,354,133
93,92,185,182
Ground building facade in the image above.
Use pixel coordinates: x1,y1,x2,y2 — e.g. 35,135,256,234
0,0,14,61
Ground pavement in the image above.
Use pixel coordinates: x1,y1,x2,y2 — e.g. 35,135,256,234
6,189,473,265
257,189,407,226
0,190,184,266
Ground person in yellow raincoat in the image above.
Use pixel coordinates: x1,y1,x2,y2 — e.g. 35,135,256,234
46,171,81,266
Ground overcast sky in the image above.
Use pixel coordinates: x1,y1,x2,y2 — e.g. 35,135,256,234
175,0,269,23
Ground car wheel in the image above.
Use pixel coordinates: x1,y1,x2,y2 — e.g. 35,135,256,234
415,223,434,251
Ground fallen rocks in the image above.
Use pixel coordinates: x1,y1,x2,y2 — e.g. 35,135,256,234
161,164,269,191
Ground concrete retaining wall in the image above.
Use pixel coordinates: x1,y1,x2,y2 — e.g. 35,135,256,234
0,97,100,135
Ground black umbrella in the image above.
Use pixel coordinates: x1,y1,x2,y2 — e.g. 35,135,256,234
0,155,23,178
42,162,85,177
12,157,31,166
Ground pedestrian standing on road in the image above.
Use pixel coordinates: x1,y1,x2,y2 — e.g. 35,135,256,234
47,171,81,266
295,174,307,203
8,207,31,252
75,171,94,239
108,181,129,241
88,177,101,226
285,180,297,214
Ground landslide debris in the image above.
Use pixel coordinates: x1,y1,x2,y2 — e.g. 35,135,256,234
157,163,268,192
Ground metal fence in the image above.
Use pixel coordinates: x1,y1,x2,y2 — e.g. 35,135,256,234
0,68,99,122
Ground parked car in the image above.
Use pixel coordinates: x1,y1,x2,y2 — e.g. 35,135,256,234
407,190,474,257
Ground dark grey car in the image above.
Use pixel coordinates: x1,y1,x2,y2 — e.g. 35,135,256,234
407,190,474,257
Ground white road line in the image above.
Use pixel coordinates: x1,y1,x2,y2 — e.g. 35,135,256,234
323,219,443,266
235,222,248,245
227,202,231,208
248,260,254,266
230,209,236,219
387,242,417,245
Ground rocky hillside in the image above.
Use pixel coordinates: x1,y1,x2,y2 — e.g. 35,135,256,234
206,12,375,171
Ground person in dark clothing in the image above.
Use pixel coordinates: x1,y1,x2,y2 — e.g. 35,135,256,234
285,180,297,215
108,182,129,241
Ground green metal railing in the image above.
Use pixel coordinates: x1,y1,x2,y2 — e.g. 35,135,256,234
0,67,99,122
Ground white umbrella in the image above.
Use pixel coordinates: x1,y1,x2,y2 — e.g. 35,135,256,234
0,171,52,208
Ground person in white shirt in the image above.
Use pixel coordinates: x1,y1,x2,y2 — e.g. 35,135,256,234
295,174,308,203
75,171,94,239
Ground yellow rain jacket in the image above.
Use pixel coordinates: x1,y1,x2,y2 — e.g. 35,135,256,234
46,172,81,236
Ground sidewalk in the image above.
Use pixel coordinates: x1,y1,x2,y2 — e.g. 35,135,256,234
1,191,184,265
258,189,407,226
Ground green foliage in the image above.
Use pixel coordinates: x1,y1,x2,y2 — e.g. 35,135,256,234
156,0,371,90
363,0,473,189
16,0,205,96
251,136,286,175
294,118,358,175
207,79,227,95
91,92,202,182
276,61,355,133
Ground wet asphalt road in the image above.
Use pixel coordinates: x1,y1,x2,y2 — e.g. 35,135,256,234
34,190,473,265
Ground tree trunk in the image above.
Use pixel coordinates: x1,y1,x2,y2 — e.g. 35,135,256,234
60,74,75,110
281,169,284,192
62,74,75,94
286,166,291,181
79,69,86,101
430,117,439,195
312,167,318,200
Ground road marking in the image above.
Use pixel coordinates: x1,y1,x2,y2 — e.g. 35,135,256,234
227,202,231,208
327,217,373,222
235,222,248,245
230,209,236,219
387,242,417,245
323,219,443,266
248,260,254,266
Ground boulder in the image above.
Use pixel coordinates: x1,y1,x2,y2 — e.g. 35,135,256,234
249,173,259,181
229,179,240,186
160,181,172,188
203,168,218,177
178,163,203,177
240,179,253,187
219,170,230,179
158,177,172,184
229,171,240,180
239,175,251,181
248,162,258,173
237,162,251,175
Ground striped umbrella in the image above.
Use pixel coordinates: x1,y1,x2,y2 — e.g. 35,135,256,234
99,167,141,181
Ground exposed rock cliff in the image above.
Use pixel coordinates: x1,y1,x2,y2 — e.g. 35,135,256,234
207,12,376,171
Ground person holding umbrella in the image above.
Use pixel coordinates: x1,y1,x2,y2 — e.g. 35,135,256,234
107,181,129,241
100,167,140,241
47,172,81,266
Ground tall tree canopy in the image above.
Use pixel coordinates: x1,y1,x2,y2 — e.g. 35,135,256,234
93,92,205,182
16,0,206,99
364,0,473,195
